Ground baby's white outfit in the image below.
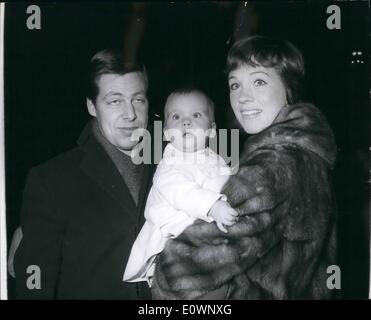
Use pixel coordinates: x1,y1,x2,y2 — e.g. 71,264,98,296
123,143,232,284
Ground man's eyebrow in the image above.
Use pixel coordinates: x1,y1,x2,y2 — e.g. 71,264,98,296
103,91,123,99
132,90,146,96
103,90,146,99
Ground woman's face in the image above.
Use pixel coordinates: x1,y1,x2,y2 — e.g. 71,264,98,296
228,64,287,134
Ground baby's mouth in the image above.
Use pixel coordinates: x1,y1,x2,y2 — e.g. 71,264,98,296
183,131,194,138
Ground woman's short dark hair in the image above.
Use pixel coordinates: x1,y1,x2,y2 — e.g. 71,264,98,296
86,49,148,102
226,35,305,104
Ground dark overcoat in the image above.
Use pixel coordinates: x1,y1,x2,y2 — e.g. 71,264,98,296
14,123,155,299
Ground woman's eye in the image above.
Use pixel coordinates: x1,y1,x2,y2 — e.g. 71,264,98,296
193,112,201,118
229,83,240,91
172,114,179,120
254,79,267,87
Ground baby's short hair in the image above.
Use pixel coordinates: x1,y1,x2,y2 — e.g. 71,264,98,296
164,86,215,123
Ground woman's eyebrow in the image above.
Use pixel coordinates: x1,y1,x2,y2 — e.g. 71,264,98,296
228,75,236,80
249,71,270,77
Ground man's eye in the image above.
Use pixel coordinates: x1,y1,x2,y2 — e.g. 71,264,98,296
108,99,121,105
134,97,146,103
229,83,240,91
254,79,267,87
193,112,201,118
172,114,179,120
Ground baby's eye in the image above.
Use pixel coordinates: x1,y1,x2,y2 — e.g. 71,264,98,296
172,114,179,120
193,112,201,118
229,83,240,91
254,79,267,87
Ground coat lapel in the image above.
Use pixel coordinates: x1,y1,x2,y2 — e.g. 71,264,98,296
136,163,156,228
78,124,139,224
135,128,161,228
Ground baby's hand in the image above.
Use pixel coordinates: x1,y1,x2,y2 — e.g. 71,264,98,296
208,200,239,233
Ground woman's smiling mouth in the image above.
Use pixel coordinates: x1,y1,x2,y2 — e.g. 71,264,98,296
241,109,262,118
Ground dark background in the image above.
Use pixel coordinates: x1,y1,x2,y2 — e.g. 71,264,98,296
4,1,370,299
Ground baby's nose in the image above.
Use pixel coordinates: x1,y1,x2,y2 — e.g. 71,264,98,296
183,119,192,128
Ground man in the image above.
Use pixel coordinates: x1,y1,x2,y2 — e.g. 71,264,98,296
14,49,155,299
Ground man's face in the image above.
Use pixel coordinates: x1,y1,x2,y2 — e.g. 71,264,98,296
87,72,149,152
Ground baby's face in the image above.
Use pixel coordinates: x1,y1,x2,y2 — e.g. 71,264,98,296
164,92,214,152
228,64,287,134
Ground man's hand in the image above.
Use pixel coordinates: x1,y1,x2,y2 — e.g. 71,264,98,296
208,200,239,233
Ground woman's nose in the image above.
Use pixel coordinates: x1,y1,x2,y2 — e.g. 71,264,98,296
238,88,254,103
183,119,192,128
122,103,137,121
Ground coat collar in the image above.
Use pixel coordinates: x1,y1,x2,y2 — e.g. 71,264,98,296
243,103,337,169
77,120,155,225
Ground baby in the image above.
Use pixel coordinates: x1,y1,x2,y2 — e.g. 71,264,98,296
123,88,238,285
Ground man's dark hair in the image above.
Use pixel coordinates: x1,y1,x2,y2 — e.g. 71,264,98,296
86,49,148,102
226,35,305,104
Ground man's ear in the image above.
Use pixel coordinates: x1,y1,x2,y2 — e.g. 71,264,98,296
163,127,170,141
208,122,217,138
87,98,96,117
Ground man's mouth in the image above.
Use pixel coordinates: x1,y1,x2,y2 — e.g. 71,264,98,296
241,109,262,118
118,127,138,131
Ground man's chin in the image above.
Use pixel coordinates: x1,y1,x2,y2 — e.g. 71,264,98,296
114,141,138,154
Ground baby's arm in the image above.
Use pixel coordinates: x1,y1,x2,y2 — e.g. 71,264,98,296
153,165,226,223
145,200,196,238
208,200,239,233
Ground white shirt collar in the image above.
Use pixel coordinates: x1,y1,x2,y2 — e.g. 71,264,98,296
162,143,215,165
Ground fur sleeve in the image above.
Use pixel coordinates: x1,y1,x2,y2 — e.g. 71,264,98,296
152,146,335,299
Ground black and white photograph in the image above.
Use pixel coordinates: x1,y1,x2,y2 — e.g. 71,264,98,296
0,1,369,302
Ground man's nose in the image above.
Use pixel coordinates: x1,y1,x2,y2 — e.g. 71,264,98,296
183,119,192,128
238,87,254,103
122,103,137,121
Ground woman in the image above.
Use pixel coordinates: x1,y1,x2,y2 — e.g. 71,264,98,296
152,35,337,299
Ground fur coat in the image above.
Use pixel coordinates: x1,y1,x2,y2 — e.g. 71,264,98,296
151,102,337,300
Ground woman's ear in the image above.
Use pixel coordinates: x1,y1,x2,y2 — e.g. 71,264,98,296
208,122,217,138
87,98,97,117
